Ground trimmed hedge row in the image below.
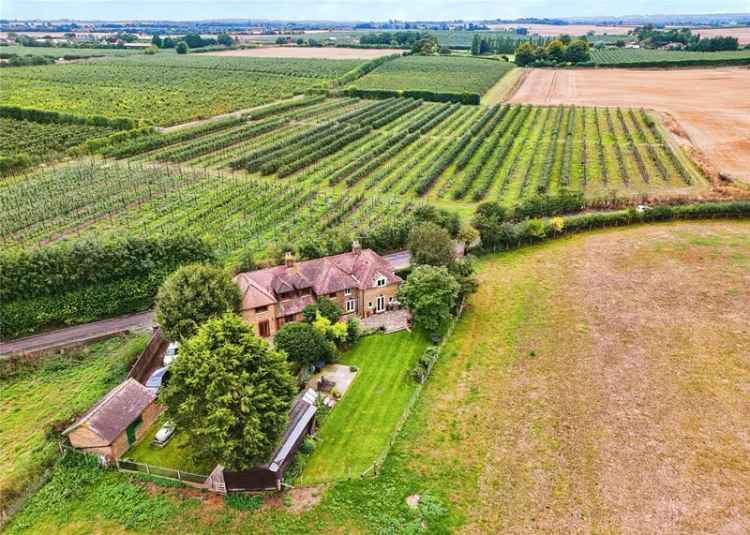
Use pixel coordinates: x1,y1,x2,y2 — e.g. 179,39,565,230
342,87,481,105
1,235,215,339
587,57,750,68
0,105,137,130
476,201,750,252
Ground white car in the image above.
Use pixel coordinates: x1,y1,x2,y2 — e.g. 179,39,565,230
153,422,176,447
145,366,169,394
163,342,179,367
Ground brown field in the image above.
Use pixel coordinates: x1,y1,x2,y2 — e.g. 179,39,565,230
201,46,400,60
693,26,750,45
509,67,750,184
413,221,750,533
489,23,634,36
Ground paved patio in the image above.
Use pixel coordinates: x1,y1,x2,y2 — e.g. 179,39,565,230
360,310,410,333
307,364,358,407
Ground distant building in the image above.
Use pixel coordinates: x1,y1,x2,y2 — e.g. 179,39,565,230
63,379,161,461
234,242,402,338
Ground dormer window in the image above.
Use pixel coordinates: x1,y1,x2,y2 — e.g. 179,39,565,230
344,288,352,296
376,276,387,288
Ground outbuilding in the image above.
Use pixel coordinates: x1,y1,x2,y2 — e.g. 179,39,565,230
209,388,318,492
63,378,161,461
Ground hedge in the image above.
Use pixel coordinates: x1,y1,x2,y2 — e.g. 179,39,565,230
0,106,137,130
1,272,168,339
343,87,480,105
333,53,402,87
1,235,215,339
476,201,750,252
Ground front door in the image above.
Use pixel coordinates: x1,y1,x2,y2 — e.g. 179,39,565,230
376,295,385,313
126,415,142,446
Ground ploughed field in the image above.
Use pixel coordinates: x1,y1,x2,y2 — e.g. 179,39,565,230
510,67,750,184
1,95,705,258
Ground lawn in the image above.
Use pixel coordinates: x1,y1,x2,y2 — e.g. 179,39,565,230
125,416,214,475
300,330,429,484
0,334,147,510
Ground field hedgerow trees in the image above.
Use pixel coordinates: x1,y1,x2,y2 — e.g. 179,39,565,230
408,222,455,267
160,313,296,470
155,264,241,341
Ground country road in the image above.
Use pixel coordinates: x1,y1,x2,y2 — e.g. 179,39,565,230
0,311,155,356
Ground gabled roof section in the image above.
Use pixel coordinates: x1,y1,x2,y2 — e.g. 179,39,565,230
234,249,401,312
267,388,318,472
63,378,156,443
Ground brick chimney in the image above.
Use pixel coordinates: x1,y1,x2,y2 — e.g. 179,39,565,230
284,251,295,268
352,240,362,255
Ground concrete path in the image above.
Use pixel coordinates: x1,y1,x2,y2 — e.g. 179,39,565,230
0,311,155,356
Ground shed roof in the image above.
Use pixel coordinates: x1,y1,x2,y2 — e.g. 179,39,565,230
63,378,156,443
266,389,318,473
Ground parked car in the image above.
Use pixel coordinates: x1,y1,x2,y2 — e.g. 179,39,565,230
145,367,169,394
163,342,179,367
152,421,176,447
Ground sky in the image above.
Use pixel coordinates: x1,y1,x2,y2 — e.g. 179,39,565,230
1,0,749,21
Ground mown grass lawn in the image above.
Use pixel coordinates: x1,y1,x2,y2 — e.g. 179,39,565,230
125,416,214,475
0,334,147,509
300,330,429,484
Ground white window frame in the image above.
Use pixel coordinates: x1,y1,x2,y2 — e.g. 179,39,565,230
376,276,387,288
344,288,352,296
376,295,385,313
346,299,357,313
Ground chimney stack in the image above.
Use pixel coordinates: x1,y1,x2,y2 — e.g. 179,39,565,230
284,251,295,268
352,240,362,255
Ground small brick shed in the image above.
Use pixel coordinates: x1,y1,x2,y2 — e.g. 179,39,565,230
63,378,161,461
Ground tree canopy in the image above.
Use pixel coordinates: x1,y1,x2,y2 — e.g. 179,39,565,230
408,221,455,268
155,263,240,341
274,321,336,370
160,313,296,470
397,265,460,334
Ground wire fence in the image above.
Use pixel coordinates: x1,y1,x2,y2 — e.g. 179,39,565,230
115,458,208,485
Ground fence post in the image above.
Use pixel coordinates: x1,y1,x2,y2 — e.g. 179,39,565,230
177,470,181,481
145,463,150,475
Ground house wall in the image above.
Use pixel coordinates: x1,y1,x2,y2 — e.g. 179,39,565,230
240,303,279,338
361,283,400,318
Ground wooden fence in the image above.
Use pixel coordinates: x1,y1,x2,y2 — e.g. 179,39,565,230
116,458,208,486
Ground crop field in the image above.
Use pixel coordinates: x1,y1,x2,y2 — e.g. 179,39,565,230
590,47,750,66
352,55,516,94
0,334,146,510
0,45,145,57
509,68,750,183
0,95,706,255
0,54,366,125
0,117,115,161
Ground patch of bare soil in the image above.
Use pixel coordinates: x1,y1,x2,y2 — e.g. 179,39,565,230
510,68,750,185
202,47,399,60
262,485,325,513
694,26,750,45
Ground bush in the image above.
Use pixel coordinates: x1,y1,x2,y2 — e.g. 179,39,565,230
274,322,336,369
224,493,263,511
411,346,440,383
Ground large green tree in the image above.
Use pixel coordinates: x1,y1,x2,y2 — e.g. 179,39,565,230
274,321,336,370
155,263,240,341
408,221,455,268
397,265,460,334
160,313,296,470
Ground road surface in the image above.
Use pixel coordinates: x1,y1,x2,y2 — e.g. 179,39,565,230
1,311,155,356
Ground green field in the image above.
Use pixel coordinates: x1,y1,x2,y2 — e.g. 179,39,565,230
301,331,429,484
0,334,147,510
0,117,114,163
353,55,515,94
0,54,366,125
1,97,705,258
590,47,750,66
0,44,147,57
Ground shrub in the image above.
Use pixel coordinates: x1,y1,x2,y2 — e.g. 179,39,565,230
224,493,264,511
274,322,336,369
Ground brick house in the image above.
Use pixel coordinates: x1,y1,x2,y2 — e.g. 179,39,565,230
234,242,402,338
63,378,162,461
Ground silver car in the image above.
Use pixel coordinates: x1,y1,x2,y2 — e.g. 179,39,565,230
152,422,176,447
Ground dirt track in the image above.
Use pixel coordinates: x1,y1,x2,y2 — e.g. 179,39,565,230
509,67,750,183
201,47,400,60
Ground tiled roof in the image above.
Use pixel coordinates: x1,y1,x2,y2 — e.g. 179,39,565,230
234,249,401,313
63,378,156,443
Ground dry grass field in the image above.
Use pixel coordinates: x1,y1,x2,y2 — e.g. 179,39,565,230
509,67,750,184
404,221,750,533
694,26,750,45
